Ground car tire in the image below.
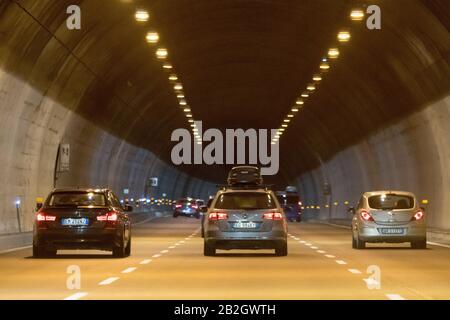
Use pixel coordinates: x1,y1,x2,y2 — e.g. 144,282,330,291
113,233,126,258
203,242,216,256
32,244,45,258
355,235,366,249
173,213,179,218
411,239,427,249
296,216,301,222
125,237,131,256
275,242,288,256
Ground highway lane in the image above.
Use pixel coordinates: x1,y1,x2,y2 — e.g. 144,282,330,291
0,216,449,300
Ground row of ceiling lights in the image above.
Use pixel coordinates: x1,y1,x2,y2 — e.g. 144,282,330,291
134,9,202,144
272,8,365,145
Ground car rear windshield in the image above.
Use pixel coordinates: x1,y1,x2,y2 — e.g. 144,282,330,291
48,192,106,207
215,192,277,210
368,194,414,210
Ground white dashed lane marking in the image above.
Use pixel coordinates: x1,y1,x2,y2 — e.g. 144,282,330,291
160,250,169,254
335,260,347,265
311,246,318,249
325,254,335,258
169,246,175,249
98,277,120,286
386,293,406,300
121,267,137,274
152,254,162,258
64,292,88,300
348,269,362,274
317,250,326,254
140,259,152,265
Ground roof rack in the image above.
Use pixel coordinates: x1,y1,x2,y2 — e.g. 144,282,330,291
216,184,274,191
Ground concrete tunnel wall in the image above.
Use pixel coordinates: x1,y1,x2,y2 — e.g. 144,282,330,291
296,94,450,230
0,69,215,235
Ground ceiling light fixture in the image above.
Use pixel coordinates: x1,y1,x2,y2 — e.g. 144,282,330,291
337,31,351,42
307,84,316,91
291,108,299,112
350,9,365,21
319,62,330,70
313,74,322,81
168,74,178,81
156,48,168,59
135,9,149,22
328,48,339,58
146,32,159,44
174,83,183,91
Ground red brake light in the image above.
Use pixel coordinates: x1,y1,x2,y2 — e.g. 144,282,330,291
175,204,182,208
191,205,198,209
208,212,228,221
263,212,283,220
97,212,118,221
413,210,424,221
36,212,56,221
360,210,374,221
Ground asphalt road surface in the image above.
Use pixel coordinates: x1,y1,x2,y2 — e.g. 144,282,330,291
0,214,449,300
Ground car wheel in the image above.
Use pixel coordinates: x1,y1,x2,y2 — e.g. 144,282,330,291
32,244,45,258
275,242,288,256
113,233,126,258
296,216,301,222
355,234,366,249
125,237,131,256
201,227,205,238
203,242,216,256
411,239,427,249
352,234,357,249
173,213,179,218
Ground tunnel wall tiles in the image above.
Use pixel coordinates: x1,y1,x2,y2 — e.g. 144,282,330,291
297,94,450,230
0,70,213,235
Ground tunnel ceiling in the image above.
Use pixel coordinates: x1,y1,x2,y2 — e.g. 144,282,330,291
1,0,449,184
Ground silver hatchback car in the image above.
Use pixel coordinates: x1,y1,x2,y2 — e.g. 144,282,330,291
350,191,426,249
203,188,288,256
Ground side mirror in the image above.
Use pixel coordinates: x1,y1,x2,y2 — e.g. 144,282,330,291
124,205,133,212
36,203,43,211
348,207,355,215
200,205,208,213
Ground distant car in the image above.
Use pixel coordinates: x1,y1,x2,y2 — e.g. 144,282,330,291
227,166,263,186
173,198,200,219
203,187,288,256
33,188,132,258
276,190,302,222
350,191,426,249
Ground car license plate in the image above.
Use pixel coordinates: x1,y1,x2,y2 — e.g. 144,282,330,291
233,222,257,229
379,228,405,235
61,218,89,226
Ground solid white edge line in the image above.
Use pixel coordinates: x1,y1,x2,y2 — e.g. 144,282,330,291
64,292,88,300
98,277,120,285
121,267,137,274
0,245,32,255
427,241,450,249
386,293,406,300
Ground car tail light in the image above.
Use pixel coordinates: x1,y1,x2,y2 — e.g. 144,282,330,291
36,212,56,221
191,205,198,209
263,212,283,220
97,212,118,221
208,212,228,221
360,210,374,221
412,209,424,221
175,204,182,208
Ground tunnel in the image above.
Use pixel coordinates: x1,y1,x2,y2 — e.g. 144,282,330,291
0,0,450,301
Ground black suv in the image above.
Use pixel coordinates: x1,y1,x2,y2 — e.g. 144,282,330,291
33,188,132,258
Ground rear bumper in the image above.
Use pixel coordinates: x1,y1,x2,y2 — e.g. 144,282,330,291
34,228,120,250
174,209,198,216
205,230,287,249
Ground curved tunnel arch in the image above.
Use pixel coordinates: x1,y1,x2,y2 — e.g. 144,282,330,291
0,0,449,234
